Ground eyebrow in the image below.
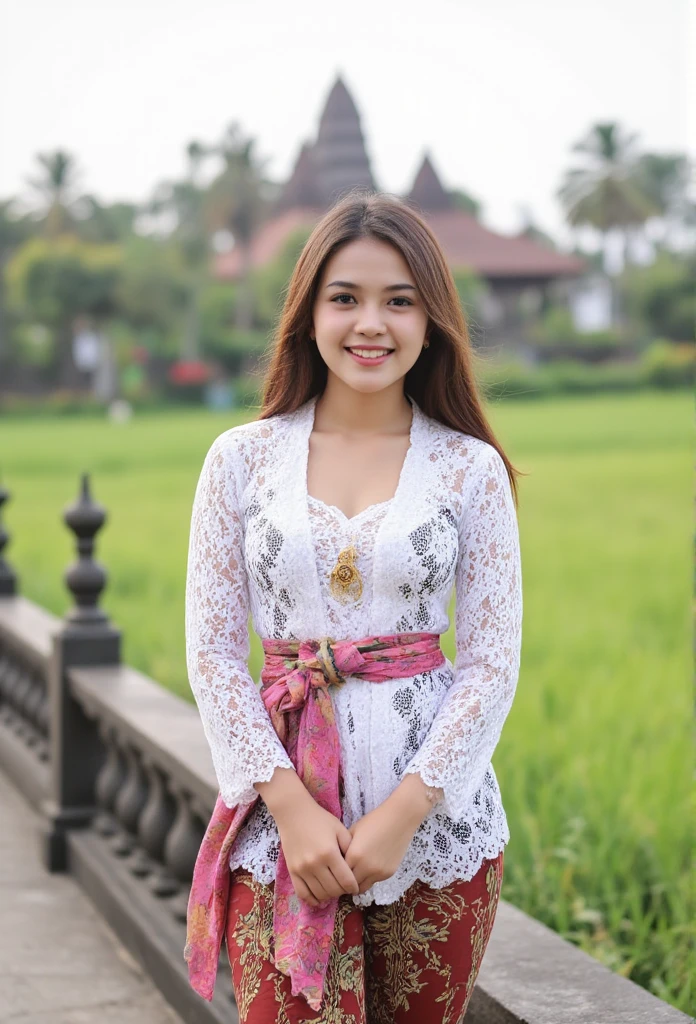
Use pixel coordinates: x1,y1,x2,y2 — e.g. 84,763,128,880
325,280,417,292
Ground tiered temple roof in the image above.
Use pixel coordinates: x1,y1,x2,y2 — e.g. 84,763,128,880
214,76,585,283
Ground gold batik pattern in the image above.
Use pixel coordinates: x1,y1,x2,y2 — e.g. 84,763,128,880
227,871,365,1023
364,855,504,1024
226,855,503,1024
227,872,275,1019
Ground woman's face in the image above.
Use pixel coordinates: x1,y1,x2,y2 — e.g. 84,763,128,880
311,237,429,395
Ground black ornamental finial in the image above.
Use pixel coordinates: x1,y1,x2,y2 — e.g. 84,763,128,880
63,473,109,626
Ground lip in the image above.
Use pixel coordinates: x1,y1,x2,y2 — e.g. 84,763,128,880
344,346,395,367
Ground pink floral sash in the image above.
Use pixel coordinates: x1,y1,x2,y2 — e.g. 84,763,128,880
184,631,445,1012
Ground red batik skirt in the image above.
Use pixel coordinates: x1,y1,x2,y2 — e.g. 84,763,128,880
225,850,504,1024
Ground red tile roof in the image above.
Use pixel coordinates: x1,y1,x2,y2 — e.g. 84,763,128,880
214,207,322,279
213,205,586,282
422,209,586,278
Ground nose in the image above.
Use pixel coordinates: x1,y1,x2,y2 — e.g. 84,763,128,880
355,306,387,337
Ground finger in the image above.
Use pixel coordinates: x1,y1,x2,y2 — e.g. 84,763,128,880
336,825,353,855
315,865,343,900
358,876,377,895
292,874,319,907
307,872,331,903
329,854,360,895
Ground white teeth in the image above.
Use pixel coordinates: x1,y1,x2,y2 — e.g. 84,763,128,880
348,348,392,359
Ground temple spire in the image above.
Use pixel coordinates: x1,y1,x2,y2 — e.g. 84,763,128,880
312,74,377,205
407,152,453,212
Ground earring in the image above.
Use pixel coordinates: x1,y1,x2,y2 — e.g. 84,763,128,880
423,338,430,349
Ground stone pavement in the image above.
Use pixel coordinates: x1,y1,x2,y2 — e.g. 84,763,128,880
0,771,182,1024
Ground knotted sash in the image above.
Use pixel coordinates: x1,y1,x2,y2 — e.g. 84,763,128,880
184,631,445,1011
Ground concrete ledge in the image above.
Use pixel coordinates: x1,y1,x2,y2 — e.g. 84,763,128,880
472,898,691,1023
68,826,236,1024
0,594,59,669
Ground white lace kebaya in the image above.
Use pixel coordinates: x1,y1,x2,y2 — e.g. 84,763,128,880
185,392,523,907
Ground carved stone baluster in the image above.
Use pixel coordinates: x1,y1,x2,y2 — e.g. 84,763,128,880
130,759,176,881
24,671,43,747
13,665,32,739
34,675,50,761
112,744,148,857
163,787,206,921
94,724,125,836
0,652,9,716
0,481,17,596
36,680,50,736
0,658,18,723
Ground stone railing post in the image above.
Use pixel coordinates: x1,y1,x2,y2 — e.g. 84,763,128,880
41,473,121,871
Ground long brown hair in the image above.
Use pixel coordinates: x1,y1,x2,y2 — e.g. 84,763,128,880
256,188,523,506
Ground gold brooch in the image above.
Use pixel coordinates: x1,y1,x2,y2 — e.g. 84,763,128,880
329,537,363,604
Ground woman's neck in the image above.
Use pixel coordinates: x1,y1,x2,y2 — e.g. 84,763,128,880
314,377,412,436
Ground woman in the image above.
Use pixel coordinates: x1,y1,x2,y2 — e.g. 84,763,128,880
184,190,523,1023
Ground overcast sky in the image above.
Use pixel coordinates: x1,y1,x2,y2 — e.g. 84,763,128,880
1,0,692,245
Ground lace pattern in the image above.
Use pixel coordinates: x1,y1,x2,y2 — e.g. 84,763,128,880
186,394,523,905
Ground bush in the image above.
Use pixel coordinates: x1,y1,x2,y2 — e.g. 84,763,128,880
475,349,695,401
639,340,696,389
477,358,555,401
542,359,645,393
203,329,270,374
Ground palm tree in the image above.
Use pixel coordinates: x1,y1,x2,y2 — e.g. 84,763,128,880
558,123,659,322
25,150,83,237
147,143,212,360
633,153,695,249
558,124,658,264
204,122,272,331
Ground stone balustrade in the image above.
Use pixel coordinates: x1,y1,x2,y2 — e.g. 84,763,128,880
0,476,689,1024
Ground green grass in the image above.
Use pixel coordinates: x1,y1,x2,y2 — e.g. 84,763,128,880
1,392,693,1015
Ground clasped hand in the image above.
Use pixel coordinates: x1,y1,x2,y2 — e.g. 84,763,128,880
274,784,428,907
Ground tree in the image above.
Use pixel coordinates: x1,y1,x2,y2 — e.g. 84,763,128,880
557,123,657,268
620,250,695,342
25,150,84,237
633,153,695,250
5,236,122,386
450,188,483,219
252,224,313,329
115,235,189,354
0,199,35,361
74,197,141,244
557,123,659,322
204,122,273,331
147,142,211,359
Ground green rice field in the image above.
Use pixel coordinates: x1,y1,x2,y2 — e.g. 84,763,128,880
2,391,693,1015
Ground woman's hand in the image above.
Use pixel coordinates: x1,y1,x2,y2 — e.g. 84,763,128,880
345,773,440,894
256,768,359,907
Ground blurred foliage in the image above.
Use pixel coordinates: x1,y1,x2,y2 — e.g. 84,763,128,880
6,235,122,322
251,225,314,327
619,250,695,342
452,266,487,325
114,236,188,351
0,123,693,394
477,340,694,401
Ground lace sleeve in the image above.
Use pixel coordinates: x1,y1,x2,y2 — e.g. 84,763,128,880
185,431,294,808
404,444,523,820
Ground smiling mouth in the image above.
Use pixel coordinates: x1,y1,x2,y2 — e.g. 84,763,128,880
345,347,395,359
